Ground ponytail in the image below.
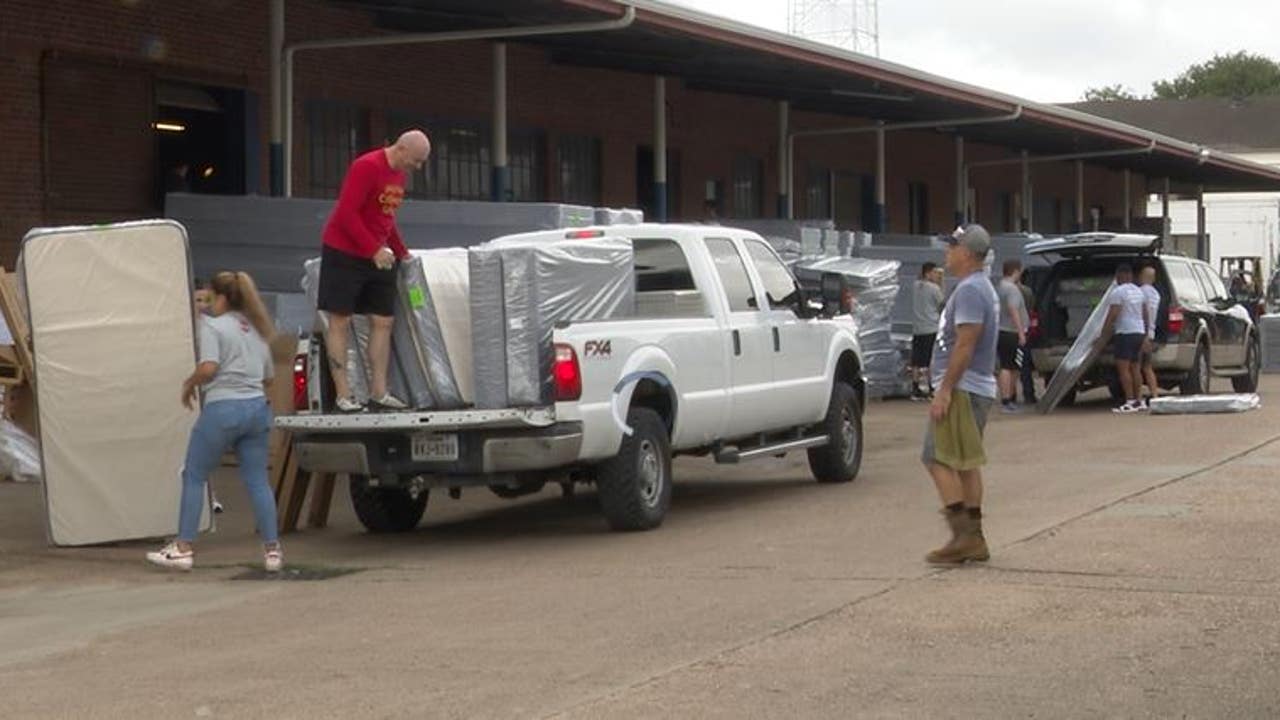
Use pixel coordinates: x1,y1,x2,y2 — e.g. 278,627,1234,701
210,270,276,341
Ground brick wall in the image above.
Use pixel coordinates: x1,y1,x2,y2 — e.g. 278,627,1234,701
0,0,1142,264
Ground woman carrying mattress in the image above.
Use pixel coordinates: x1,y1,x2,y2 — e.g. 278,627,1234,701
147,271,283,573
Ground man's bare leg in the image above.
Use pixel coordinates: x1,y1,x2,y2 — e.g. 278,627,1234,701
367,314,394,399
1143,361,1160,400
1132,361,1145,403
959,468,983,509
327,312,353,400
1117,360,1136,402
928,462,964,506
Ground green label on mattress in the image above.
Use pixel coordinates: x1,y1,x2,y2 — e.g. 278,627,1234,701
408,287,426,309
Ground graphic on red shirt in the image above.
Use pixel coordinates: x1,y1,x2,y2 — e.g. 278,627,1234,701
321,149,411,260
378,185,405,216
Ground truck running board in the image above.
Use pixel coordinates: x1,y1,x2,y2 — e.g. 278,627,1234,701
714,435,830,464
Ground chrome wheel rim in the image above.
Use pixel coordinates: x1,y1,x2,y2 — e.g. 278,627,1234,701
638,439,663,507
840,405,858,467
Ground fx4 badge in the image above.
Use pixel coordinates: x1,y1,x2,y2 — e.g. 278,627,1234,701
584,340,612,359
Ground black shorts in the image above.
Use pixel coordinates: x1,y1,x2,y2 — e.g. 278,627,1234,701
997,331,1021,371
1112,333,1145,362
911,333,936,368
317,245,397,317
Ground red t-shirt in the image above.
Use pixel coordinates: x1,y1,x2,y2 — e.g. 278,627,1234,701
321,149,410,260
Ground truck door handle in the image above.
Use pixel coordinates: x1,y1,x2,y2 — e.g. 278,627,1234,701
732,329,741,356
772,327,780,352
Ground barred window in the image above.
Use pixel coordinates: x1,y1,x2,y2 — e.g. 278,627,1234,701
509,131,546,203
907,181,929,234
307,101,368,198
386,114,545,202
557,135,602,205
732,155,764,218
805,167,831,219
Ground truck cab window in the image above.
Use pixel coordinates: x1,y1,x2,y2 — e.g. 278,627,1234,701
705,238,757,312
744,239,800,308
634,238,696,292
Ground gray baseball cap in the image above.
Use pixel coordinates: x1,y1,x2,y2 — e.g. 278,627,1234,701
947,223,991,258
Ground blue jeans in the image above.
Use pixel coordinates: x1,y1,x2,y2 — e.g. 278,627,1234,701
177,397,277,544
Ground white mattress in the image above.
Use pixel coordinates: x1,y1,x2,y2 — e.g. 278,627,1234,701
23,220,207,546
412,249,474,404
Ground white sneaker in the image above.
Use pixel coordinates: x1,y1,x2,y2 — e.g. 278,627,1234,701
369,393,408,411
335,396,365,414
146,541,193,571
211,494,225,514
1113,401,1141,415
264,546,284,573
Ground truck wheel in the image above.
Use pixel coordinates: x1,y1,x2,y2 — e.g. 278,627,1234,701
808,382,863,484
348,474,428,533
595,408,671,531
1180,342,1211,396
1233,337,1260,393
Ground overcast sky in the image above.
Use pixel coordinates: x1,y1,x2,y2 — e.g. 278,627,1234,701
673,0,1280,103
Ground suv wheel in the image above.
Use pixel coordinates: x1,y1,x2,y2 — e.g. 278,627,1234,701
349,474,429,533
1181,342,1211,396
1233,337,1261,393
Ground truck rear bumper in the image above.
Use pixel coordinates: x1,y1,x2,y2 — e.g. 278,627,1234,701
292,423,584,478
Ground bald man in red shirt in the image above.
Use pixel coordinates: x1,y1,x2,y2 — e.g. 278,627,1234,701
318,129,430,412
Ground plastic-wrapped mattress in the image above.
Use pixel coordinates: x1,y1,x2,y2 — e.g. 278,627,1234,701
1148,394,1260,415
470,237,634,408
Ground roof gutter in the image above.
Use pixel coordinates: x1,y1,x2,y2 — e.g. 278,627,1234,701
281,4,636,196
966,140,1157,169
790,105,1023,140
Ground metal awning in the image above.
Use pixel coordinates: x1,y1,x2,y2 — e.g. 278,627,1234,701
323,0,1280,192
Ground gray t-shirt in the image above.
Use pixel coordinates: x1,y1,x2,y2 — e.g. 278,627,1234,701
1108,283,1147,336
198,312,273,404
1140,284,1161,339
998,278,1028,333
912,279,945,335
931,270,999,399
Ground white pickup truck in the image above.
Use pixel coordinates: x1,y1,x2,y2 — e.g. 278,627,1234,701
277,224,866,534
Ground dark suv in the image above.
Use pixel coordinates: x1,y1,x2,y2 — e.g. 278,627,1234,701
1027,233,1260,403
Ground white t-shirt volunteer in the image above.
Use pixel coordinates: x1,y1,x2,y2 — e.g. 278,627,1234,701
1140,284,1161,339
1108,283,1147,336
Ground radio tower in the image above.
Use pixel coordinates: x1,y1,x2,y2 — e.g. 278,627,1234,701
787,0,880,56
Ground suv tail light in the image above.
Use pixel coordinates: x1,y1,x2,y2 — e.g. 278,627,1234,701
293,353,309,411
1028,310,1041,343
552,343,582,401
1167,306,1185,336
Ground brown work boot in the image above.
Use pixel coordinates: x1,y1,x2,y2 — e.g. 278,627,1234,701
925,510,990,565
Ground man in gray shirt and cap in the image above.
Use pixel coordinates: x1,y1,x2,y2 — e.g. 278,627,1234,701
922,224,999,565
911,262,945,399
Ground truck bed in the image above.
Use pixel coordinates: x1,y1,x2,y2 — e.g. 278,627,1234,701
275,406,556,434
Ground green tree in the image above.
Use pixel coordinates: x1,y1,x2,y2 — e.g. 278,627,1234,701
1081,84,1139,102
1151,51,1280,99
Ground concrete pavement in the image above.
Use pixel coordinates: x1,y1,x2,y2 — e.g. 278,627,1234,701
1,379,1277,718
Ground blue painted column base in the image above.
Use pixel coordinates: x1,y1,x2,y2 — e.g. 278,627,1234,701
491,165,511,202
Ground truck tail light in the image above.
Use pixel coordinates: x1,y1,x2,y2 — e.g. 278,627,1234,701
293,353,309,411
1028,310,1041,343
552,343,582,401
1167,306,1185,335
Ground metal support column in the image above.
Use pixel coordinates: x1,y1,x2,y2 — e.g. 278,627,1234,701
1020,149,1032,233
1123,169,1131,230
1074,160,1084,232
954,136,965,227
1196,184,1207,261
874,122,886,233
654,76,668,222
777,101,789,218
786,134,796,220
491,43,510,202
268,0,284,196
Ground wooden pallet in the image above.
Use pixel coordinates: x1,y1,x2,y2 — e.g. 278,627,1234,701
270,433,339,533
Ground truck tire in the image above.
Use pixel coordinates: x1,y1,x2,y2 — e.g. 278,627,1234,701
1233,337,1260,393
807,382,863,484
1180,342,1211,396
595,408,671,531
348,474,428,533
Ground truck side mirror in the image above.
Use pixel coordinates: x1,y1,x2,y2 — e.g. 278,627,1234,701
820,273,842,306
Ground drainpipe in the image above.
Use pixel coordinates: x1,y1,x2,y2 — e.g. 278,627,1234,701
268,0,284,196
1021,150,1031,233
954,136,965,227
1196,184,1206,261
874,122,886,233
1123,169,1131,230
1162,177,1171,245
281,6,636,197
492,43,509,202
777,100,789,219
654,76,667,222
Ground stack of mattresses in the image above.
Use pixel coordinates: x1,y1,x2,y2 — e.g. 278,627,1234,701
470,236,635,408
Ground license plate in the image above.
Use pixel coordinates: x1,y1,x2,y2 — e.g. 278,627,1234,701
411,432,459,462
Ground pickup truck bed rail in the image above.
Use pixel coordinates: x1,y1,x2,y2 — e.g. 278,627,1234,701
275,407,556,434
